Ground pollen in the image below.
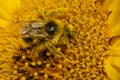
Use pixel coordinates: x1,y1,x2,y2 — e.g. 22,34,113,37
0,0,111,80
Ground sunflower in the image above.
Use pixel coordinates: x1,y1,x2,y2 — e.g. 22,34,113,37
0,0,120,80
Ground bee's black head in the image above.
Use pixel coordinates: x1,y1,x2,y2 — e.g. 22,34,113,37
45,21,58,35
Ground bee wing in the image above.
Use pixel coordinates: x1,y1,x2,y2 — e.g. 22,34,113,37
32,33,49,38
19,21,48,39
19,24,32,35
31,21,45,28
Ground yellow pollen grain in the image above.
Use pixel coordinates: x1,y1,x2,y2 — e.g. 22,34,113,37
44,74,48,79
20,76,26,80
31,62,36,66
13,65,18,69
27,50,31,54
24,62,29,67
34,72,38,77
22,55,26,60
57,64,62,69
13,70,17,74
46,64,50,68
57,48,61,52
37,61,42,65
46,52,51,56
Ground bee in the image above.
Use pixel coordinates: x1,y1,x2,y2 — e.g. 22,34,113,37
19,19,65,61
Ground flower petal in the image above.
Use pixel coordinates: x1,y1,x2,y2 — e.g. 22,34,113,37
109,39,120,56
107,0,120,36
107,56,120,68
0,0,20,27
109,47,120,56
0,19,8,27
104,77,110,80
104,60,120,80
0,0,20,15
101,0,113,9
109,23,120,37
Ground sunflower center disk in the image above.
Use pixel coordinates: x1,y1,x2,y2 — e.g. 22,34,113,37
9,0,110,80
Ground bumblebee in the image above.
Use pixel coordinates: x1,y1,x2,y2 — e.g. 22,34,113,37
19,19,68,61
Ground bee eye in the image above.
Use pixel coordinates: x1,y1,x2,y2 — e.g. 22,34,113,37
45,21,57,35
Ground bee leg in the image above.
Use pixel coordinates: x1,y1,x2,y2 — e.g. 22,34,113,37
30,44,46,62
30,47,39,62
45,42,63,57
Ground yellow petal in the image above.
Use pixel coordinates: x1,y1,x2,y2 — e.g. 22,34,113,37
0,19,8,27
108,0,119,11
104,76,110,80
109,39,120,56
102,0,113,9
0,8,11,20
107,56,120,68
109,47,120,56
109,23,120,37
0,0,20,14
104,60,120,80
112,39,120,47
0,0,20,27
107,0,120,36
